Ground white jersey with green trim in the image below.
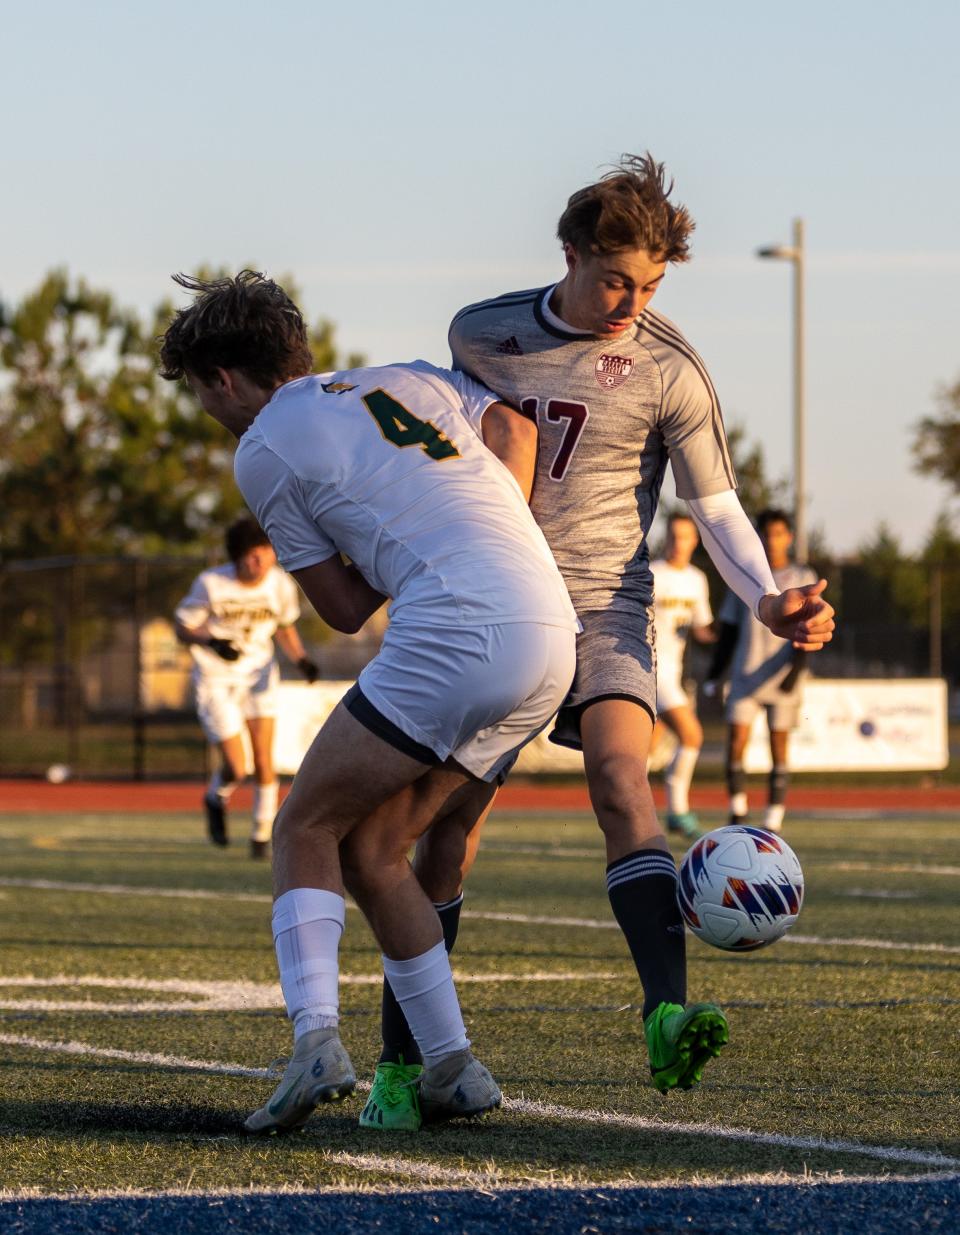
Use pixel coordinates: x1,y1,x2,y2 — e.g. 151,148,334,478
232,362,577,634
651,559,713,670
449,287,737,616
175,563,300,680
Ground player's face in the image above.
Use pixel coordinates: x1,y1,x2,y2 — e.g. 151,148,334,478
666,518,699,567
235,544,277,585
559,245,667,336
760,520,793,569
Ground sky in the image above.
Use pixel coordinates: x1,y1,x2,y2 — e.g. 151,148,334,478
3,0,959,555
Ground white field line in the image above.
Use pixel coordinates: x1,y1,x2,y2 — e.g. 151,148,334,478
828,862,960,877
0,970,620,1014
1,877,957,956
1,1032,956,1172
1,1170,958,1201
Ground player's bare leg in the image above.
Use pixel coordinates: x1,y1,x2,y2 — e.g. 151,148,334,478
580,698,727,1090
658,705,705,839
765,728,790,832
246,704,496,1132
205,733,246,847
247,716,278,859
726,723,751,824
356,777,497,1130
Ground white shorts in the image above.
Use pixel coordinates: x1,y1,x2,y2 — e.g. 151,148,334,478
655,663,690,716
727,684,804,732
356,620,576,782
194,663,279,744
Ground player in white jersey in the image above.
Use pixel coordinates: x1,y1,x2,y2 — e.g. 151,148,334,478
707,509,817,833
159,271,577,1134
371,154,835,1111
175,515,318,859
650,513,716,839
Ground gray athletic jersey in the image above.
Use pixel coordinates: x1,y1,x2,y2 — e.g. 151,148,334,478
449,286,736,615
718,562,818,694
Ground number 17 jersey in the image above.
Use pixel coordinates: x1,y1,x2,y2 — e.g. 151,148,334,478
450,287,737,616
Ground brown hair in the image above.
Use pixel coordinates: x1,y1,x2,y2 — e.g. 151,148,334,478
159,270,313,389
225,514,271,563
557,152,694,263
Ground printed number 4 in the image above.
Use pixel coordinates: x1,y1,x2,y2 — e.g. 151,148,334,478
362,389,460,461
521,397,589,481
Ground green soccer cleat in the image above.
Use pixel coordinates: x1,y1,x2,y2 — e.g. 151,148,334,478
666,811,704,839
644,1001,729,1093
359,1060,423,1131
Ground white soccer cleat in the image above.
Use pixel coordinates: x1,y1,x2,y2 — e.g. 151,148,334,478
244,1028,356,1134
418,1048,502,1124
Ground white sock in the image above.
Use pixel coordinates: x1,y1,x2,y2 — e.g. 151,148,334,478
381,940,469,1066
252,782,279,841
206,769,240,802
764,803,786,831
730,791,748,817
665,745,699,815
272,888,344,1041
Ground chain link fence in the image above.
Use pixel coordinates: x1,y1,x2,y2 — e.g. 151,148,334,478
0,556,384,778
0,555,953,778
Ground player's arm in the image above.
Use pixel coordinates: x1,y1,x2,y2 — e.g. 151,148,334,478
291,555,386,635
686,491,835,651
480,402,538,501
174,584,240,660
273,624,320,682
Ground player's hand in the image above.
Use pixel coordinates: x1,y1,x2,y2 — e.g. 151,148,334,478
758,580,835,651
208,637,241,661
297,656,320,684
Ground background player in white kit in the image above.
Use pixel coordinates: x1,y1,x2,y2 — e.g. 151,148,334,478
159,271,577,1133
174,515,319,858
707,508,817,833
650,513,716,839
367,153,835,1118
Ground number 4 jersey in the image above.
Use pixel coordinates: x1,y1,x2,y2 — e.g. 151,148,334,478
233,362,578,634
449,287,737,616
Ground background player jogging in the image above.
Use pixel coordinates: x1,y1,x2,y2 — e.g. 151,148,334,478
708,507,817,833
650,512,717,839
160,270,578,1135
175,515,319,858
365,152,837,1127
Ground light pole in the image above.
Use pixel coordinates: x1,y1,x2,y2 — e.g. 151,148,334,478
757,218,807,563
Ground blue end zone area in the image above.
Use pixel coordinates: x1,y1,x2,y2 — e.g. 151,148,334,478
3,1178,958,1235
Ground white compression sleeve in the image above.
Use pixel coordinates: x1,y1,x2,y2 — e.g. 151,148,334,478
686,490,778,619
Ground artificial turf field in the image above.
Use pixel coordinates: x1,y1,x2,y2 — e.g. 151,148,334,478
0,800,957,1232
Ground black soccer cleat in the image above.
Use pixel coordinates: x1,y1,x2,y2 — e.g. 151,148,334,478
204,794,229,847
249,839,269,861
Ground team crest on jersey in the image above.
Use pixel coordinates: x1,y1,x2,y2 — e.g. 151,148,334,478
594,354,633,389
322,381,357,394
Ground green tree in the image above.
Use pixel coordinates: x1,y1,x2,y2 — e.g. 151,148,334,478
723,423,791,519
913,376,960,494
0,269,363,561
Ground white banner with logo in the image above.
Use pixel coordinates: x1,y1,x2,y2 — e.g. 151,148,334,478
269,678,948,776
743,678,948,773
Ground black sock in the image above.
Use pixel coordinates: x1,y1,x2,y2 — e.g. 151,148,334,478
379,893,463,1066
606,849,686,1020
769,764,789,805
726,759,746,800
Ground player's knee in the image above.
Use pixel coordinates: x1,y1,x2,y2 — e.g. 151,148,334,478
587,752,649,823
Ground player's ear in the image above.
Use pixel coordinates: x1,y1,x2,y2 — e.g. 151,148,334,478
562,242,580,275
214,366,235,394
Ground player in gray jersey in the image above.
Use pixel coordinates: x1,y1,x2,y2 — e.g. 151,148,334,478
369,153,835,1116
707,509,817,833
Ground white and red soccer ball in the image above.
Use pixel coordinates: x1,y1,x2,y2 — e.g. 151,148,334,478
677,826,804,951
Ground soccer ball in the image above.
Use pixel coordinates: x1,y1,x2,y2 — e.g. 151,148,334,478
677,826,804,951
45,763,72,785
